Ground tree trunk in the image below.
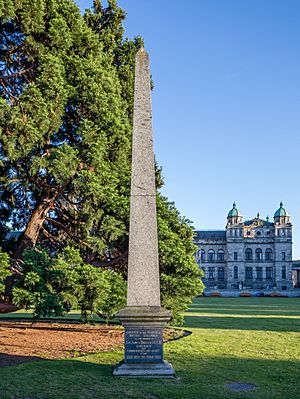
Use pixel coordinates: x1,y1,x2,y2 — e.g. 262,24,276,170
0,302,19,313
13,194,56,259
4,194,57,305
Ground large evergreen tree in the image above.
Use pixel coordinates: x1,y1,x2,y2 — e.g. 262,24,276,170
0,0,203,323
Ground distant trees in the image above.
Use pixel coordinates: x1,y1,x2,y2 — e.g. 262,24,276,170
0,0,203,323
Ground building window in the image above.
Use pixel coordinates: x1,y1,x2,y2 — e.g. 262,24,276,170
208,249,215,262
234,266,238,279
201,249,205,262
282,252,286,261
255,248,262,261
245,267,253,279
265,248,273,261
245,248,253,261
217,249,225,262
234,252,238,261
256,231,261,236
282,266,286,280
208,267,215,279
256,267,262,280
267,231,270,236
266,267,273,280
247,231,251,236
218,267,225,280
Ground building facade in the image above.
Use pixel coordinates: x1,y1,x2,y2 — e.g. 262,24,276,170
194,202,295,291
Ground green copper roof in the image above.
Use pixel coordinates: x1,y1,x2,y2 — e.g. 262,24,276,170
274,202,289,218
228,202,242,217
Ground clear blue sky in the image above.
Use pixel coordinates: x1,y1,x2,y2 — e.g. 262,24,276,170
77,0,300,258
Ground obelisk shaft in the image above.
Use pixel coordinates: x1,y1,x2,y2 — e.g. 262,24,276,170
127,48,160,307
113,48,175,376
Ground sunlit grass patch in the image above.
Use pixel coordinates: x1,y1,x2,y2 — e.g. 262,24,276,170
0,297,299,399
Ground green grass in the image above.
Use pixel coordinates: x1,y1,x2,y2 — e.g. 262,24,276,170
0,297,299,399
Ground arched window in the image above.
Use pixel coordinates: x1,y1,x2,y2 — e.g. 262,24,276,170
217,249,225,262
265,248,273,261
201,249,205,262
208,249,215,262
245,248,253,261
256,248,262,261
234,266,238,279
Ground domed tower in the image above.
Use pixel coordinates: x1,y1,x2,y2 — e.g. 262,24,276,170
274,202,290,225
227,202,243,225
273,202,293,290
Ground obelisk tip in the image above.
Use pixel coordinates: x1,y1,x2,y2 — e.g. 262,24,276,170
137,46,148,57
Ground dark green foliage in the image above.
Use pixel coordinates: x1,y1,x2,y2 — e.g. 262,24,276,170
0,0,131,261
12,247,127,321
0,249,11,295
158,196,204,324
0,0,203,324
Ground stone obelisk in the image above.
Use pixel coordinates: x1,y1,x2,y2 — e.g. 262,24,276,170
113,48,175,377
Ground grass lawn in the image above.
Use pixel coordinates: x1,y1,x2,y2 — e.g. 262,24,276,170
0,297,299,399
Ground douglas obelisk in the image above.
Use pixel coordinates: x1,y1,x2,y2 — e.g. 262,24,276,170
113,48,175,377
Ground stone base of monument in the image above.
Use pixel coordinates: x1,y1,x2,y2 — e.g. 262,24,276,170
113,360,174,377
113,306,175,378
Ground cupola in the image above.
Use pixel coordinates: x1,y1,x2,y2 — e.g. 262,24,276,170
227,202,243,225
274,202,290,225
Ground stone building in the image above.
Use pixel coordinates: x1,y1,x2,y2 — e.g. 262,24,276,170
194,202,295,291
292,260,300,288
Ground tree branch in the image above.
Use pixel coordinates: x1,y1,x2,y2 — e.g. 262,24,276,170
89,251,128,268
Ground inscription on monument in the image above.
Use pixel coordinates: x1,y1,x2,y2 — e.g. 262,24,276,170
125,328,163,364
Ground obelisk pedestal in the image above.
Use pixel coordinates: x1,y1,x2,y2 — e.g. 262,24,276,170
113,48,175,377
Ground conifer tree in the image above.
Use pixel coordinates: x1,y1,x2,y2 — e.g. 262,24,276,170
0,0,203,323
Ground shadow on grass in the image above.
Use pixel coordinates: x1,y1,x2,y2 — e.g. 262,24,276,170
183,315,300,332
0,353,43,367
0,353,299,399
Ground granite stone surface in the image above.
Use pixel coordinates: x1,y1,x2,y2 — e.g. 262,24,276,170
113,360,175,378
127,48,160,307
114,48,175,378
